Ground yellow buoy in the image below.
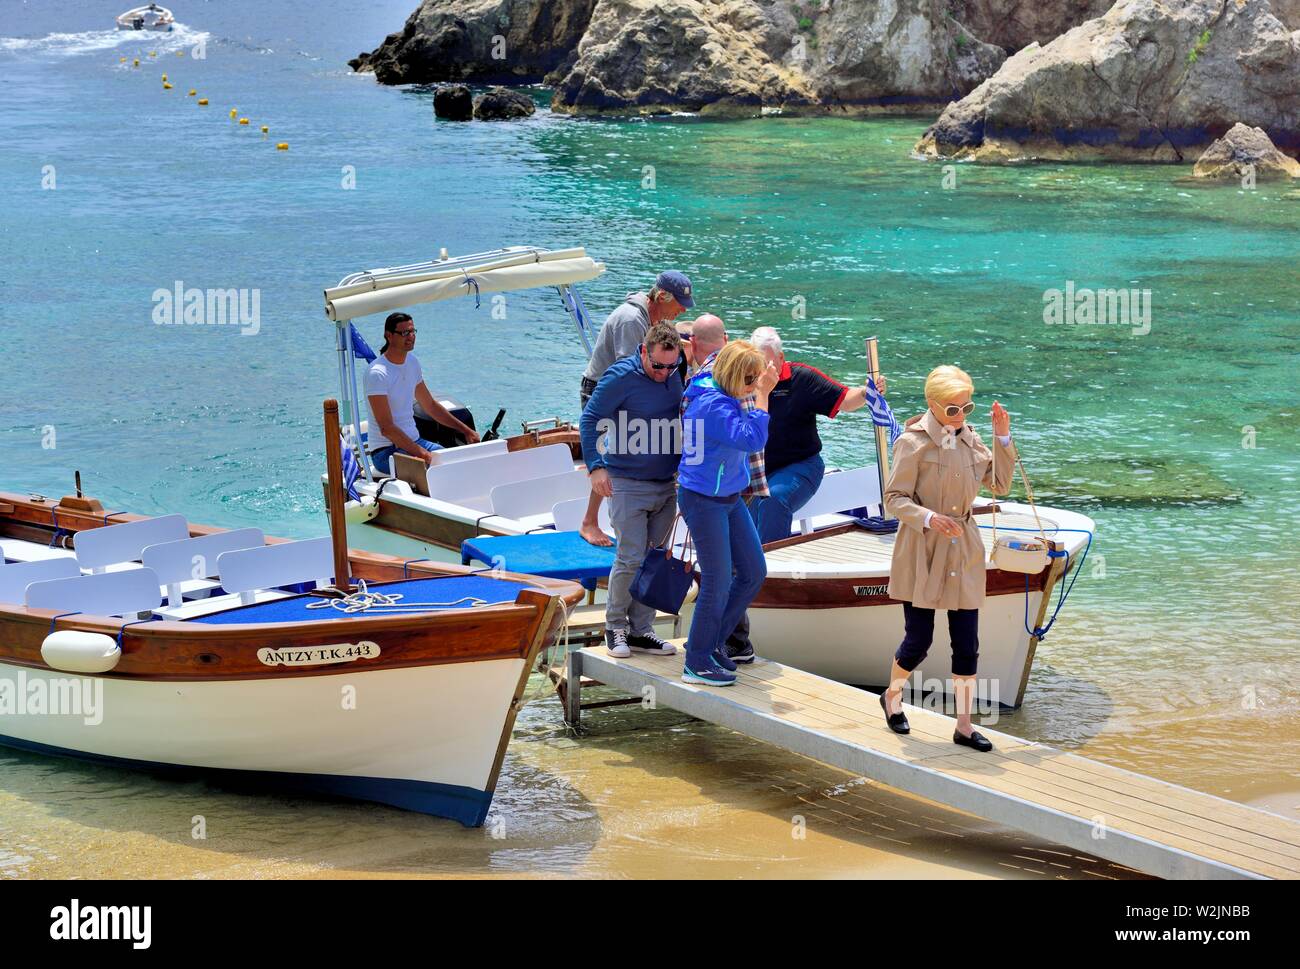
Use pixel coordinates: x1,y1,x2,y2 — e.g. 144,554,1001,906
198,98,209,105
230,108,237,118
119,57,126,63
132,58,140,67
260,125,268,133
176,50,184,57
163,82,173,90
238,117,249,125
161,73,167,81
188,89,196,96
276,143,289,151
148,51,156,57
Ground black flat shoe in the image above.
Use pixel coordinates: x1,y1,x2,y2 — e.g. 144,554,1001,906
879,692,909,734
953,729,993,752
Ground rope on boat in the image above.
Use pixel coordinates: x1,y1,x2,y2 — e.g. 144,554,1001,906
305,578,490,614
523,595,572,708
978,524,1094,639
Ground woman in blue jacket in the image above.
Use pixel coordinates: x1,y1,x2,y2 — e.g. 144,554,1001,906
678,342,779,685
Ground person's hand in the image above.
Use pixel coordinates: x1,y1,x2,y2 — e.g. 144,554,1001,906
590,468,613,498
873,374,887,395
461,428,481,445
991,400,1011,437
755,361,779,395
420,448,438,467
929,514,964,538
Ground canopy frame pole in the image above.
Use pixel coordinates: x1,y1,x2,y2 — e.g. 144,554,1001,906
865,336,892,519
558,284,596,359
335,322,373,483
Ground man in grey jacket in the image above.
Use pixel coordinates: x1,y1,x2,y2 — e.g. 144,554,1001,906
578,270,694,546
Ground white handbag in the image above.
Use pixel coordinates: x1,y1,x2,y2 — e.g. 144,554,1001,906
989,423,1052,575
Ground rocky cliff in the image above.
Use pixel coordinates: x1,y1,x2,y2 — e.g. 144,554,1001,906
916,0,1300,162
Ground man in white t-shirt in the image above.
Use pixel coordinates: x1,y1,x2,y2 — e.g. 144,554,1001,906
365,312,479,474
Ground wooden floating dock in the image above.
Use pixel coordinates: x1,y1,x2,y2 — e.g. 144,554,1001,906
562,646,1300,880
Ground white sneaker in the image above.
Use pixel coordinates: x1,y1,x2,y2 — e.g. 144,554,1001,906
605,628,631,658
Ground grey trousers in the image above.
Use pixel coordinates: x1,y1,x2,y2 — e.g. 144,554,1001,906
606,475,678,635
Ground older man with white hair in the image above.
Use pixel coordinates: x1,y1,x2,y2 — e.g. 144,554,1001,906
747,325,885,545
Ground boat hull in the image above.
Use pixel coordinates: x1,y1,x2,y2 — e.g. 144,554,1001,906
748,588,1045,710
0,655,526,827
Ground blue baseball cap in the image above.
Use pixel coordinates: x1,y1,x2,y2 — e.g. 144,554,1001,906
656,270,695,309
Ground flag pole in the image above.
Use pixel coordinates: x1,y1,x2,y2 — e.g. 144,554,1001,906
323,399,353,594
865,337,893,519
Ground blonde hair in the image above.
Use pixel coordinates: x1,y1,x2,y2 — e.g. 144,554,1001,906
712,341,765,398
924,365,974,403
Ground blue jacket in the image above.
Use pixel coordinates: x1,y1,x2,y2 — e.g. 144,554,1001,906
580,352,684,480
678,374,770,497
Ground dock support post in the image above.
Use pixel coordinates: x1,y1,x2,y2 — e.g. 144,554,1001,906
564,648,583,727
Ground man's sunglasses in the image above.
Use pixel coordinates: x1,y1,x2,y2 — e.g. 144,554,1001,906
393,328,417,337
943,402,976,417
648,358,681,371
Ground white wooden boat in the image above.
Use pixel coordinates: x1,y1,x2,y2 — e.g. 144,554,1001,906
0,489,582,826
115,4,174,30
320,245,1095,707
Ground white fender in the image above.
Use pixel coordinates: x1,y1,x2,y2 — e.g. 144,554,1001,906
41,631,121,674
344,497,379,524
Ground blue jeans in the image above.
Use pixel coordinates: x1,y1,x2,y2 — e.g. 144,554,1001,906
372,438,442,475
750,453,825,544
679,487,767,670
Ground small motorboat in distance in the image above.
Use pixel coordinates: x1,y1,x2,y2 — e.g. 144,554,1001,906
0,486,583,827
115,3,174,31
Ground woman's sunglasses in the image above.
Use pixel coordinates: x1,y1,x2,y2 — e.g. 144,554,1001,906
943,402,976,418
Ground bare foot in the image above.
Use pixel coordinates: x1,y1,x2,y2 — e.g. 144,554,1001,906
580,522,613,547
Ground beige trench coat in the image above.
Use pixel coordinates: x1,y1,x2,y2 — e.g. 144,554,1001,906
885,410,1017,611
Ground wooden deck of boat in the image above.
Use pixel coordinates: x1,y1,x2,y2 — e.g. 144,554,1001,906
564,646,1300,880
764,509,1056,570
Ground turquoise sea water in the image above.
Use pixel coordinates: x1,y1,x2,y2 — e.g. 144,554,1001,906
1,1,1297,875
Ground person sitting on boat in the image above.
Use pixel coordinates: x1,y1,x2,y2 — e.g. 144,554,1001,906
580,322,687,659
578,271,694,548
746,326,886,545
685,314,770,664
365,312,479,475
676,342,779,686
878,365,1014,753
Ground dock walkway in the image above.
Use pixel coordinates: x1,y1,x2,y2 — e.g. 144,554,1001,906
564,646,1300,880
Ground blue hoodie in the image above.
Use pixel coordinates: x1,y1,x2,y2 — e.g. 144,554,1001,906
678,374,770,497
580,351,684,480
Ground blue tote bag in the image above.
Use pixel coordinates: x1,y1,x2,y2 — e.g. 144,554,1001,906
630,514,695,615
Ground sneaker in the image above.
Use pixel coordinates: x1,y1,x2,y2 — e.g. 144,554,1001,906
712,648,738,672
681,662,736,687
628,632,676,655
605,628,631,658
726,641,755,664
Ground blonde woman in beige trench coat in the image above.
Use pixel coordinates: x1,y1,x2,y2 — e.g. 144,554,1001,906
878,365,1015,753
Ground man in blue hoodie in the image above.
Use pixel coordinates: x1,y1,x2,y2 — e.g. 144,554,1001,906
580,323,686,658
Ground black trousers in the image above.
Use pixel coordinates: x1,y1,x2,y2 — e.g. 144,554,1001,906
895,603,980,677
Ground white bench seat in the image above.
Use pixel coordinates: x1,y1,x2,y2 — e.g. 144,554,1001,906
74,514,189,573
0,558,81,605
216,537,336,606
25,567,163,618
156,588,293,620
1,539,77,564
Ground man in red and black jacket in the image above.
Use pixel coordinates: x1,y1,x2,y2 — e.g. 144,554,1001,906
748,326,885,545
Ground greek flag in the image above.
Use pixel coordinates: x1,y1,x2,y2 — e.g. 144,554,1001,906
340,434,361,501
866,376,901,444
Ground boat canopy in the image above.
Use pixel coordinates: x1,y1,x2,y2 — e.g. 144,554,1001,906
323,246,605,322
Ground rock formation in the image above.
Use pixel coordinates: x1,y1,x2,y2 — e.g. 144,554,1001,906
916,0,1300,163
949,0,1115,52
1192,122,1300,178
349,0,596,85
472,86,537,119
433,83,473,119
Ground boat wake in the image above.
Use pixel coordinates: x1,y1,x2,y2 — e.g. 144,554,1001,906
0,24,209,58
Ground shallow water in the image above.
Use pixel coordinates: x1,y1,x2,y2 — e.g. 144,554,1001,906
0,0,1296,878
